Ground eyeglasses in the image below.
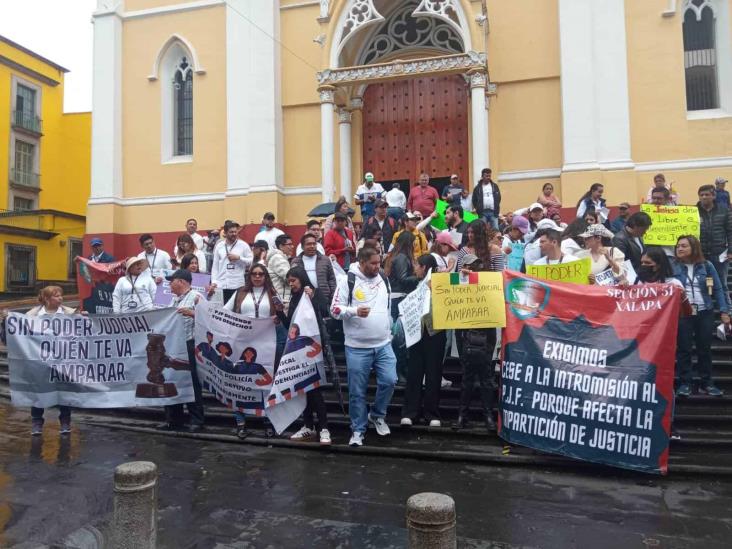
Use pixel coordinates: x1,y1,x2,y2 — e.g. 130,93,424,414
250,272,265,278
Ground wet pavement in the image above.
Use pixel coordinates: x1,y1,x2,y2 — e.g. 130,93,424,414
1,403,732,548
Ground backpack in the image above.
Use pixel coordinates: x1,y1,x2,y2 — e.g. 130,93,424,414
347,270,391,306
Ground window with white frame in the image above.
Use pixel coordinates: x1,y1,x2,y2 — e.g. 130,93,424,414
13,140,36,187
174,57,193,156
684,0,720,110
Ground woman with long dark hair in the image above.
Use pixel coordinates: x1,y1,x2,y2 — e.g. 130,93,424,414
456,220,504,272
385,231,418,320
673,235,731,397
576,183,607,223
180,253,200,273
175,233,208,273
284,267,332,445
223,263,285,438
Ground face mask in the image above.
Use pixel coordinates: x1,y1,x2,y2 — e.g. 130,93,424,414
637,265,657,282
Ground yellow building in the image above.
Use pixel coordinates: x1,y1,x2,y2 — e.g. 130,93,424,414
0,35,90,295
87,0,732,255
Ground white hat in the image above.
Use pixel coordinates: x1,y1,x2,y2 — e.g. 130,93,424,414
405,211,422,220
125,256,147,272
536,219,559,231
529,202,545,212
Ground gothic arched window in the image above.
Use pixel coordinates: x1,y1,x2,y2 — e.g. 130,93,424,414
684,0,719,111
174,57,193,156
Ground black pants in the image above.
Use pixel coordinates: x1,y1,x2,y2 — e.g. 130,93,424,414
402,331,447,421
677,309,715,386
165,339,205,426
31,406,71,422
303,388,328,430
458,329,496,417
222,289,237,305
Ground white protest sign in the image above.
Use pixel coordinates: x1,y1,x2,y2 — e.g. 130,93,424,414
194,300,276,417
7,309,193,408
398,279,431,348
595,260,637,286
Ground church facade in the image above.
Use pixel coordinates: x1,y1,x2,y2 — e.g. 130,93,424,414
88,0,732,254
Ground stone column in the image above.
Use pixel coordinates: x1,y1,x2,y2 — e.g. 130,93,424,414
469,71,489,186
320,86,336,202
406,492,457,549
111,461,158,549
349,97,364,192
338,108,353,200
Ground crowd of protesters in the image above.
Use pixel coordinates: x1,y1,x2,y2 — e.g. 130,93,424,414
21,170,732,446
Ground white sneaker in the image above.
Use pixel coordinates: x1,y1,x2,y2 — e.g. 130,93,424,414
368,413,391,436
400,417,413,426
429,419,441,428
349,432,364,447
441,377,452,388
319,429,332,445
290,426,316,441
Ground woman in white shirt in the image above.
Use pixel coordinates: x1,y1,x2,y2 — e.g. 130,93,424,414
223,263,285,439
174,234,207,273
575,224,626,281
112,257,157,313
26,285,79,435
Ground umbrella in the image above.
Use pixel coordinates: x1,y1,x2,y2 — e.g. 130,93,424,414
307,202,355,218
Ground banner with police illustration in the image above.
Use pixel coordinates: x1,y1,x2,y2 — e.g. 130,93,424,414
500,271,681,475
194,300,276,417
8,308,194,408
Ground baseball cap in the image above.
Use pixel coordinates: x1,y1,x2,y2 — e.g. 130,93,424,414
536,218,559,231
90,237,103,246
365,172,374,181
405,211,421,220
529,202,545,212
165,269,193,283
715,177,728,185
511,216,529,235
579,224,614,239
435,231,458,250
618,202,630,210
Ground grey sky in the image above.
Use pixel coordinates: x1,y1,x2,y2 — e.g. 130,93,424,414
0,0,96,113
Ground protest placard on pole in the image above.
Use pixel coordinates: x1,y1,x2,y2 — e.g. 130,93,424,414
398,280,431,347
431,271,505,329
526,258,591,285
194,300,276,417
8,308,193,408
500,272,681,474
640,204,700,245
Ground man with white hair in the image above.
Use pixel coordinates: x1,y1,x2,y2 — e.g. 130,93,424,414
354,172,385,221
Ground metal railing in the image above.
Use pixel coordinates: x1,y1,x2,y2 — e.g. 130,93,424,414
11,109,43,134
9,167,40,188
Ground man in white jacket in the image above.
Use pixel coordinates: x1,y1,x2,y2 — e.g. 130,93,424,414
267,233,294,310
210,220,253,304
331,247,396,447
137,233,172,284
112,257,157,313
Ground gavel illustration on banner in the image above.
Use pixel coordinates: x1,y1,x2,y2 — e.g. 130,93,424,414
135,333,191,398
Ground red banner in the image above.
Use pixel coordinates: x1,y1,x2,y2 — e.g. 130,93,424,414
500,271,681,474
75,257,126,313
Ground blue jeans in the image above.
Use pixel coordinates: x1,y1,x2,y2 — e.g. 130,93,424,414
345,343,397,434
387,207,404,223
31,406,70,421
480,210,499,230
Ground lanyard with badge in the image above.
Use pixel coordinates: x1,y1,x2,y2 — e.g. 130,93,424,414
146,250,158,274
251,287,266,318
127,275,140,310
225,241,236,270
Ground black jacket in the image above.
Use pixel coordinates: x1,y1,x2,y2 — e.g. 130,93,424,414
291,253,337,314
388,254,418,294
612,227,643,271
698,202,732,257
365,215,397,252
471,180,502,216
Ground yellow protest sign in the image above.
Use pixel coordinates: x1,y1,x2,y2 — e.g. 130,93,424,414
525,258,591,285
640,204,700,246
431,272,506,329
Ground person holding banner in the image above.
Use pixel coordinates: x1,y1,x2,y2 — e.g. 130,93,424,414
112,257,157,313
673,235,731,397
452,255,498,432
224,263,285,438
400,254,446,428
285,267,331,445
331,247,396,447
174,234,207,273
576,224,626,281
385,232,418,320
26,286,78,435
291,233,337,316
160,269,206,432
